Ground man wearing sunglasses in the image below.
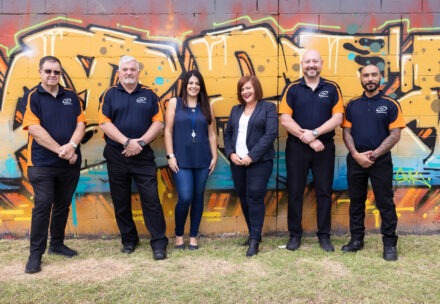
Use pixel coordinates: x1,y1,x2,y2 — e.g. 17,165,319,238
22,56,86,274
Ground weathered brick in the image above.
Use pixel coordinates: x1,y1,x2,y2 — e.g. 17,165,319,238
1,0,46,14
339,0,381,13
422,0,440,12
299,0,340,13
382,0,422,13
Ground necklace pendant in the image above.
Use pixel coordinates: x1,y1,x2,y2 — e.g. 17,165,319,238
192,130,196,143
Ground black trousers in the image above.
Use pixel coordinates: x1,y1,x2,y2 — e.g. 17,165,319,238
347,152,398,246
104,145,168,250
28,166,80,257
230,160,273,241
285,137,335,239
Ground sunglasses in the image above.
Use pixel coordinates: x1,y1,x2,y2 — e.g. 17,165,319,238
42,69,61,75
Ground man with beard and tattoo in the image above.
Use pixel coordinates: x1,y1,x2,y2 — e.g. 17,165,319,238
279,49,344,252
341,64,405,261
98,55,168,260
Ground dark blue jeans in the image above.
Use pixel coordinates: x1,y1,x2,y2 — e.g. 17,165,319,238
230,160,273,241
173,167,209,237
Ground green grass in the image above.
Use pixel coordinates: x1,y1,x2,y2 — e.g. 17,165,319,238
1,235,439,303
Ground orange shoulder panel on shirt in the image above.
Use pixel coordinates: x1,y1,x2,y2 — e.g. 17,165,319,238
278,82,298,115
341,97,357,128
325,80,344,114
97,86,116,124
152,103,164,122
22,88,40,130
384,96,406,129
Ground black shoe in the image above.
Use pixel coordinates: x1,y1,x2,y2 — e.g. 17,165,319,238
341,240,364,252
121,244,136,254
319,238,335,252
246,239,259,257
25,255,41,274
188,244,199,250
241,237,261,246
383,246,398,261
153,250,167,260
175,244,185,250
286,237,301,251
48,244,78,258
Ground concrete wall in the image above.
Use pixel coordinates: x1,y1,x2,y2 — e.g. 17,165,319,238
0,0,439,238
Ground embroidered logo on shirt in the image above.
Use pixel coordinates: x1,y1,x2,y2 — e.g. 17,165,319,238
136,97,147,103
376,106,388,114
318,91,329,98
62,98,72,105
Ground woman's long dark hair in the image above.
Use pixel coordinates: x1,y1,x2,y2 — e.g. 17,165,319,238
179,70,212,124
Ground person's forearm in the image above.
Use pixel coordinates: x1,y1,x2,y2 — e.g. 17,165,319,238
280,114,302,138
373,128,401,157
69,122,86,146
141,121,164,144
28,125,61,154
342,128,358,156
99,122,128,145
315,113,343,135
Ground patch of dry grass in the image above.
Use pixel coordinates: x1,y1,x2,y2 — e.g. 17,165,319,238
0,235,439,303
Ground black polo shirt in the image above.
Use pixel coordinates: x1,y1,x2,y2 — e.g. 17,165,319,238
98,83,163,148
22,83,85,167
279,77,344,140
342,91,405,151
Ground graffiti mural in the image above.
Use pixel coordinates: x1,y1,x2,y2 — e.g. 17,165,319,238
0,5,439,237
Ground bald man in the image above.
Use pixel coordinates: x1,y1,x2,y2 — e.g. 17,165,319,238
341,64,405,261
279,50,344,252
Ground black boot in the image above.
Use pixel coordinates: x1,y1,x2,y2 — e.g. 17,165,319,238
246,239,259,257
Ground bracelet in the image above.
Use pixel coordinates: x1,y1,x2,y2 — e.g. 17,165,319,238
123,139,131,149
70,141,78,149
166,154,175,159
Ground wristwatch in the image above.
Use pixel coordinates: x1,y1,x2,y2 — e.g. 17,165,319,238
138,140,147,149
312,129,319,137
166,154,175,159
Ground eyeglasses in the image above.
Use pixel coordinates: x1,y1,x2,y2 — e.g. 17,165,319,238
42,69,61,75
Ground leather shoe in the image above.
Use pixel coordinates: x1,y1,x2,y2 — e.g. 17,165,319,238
121,244,136,254
383,246,398,261
246,239,259,257
241,237,262,246
286,237,301,251
188,244,199,250
48,244,78,258
341,239,364,252
175,244,185,250
153,250,167,260
25,255,41,274
319,238,335,252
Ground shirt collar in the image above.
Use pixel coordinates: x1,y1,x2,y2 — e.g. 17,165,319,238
362,90,384,100
299,77,324,89
117,82,141,93
37,83,64,96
